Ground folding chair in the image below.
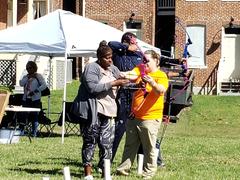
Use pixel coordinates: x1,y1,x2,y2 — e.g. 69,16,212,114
58,102,81,136
38,110,59,137
2,93,36,142
0,93,22,128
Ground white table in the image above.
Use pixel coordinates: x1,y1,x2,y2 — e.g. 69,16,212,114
5,105,40,112
4,105,41,143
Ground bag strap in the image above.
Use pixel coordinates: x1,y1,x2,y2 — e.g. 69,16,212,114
35,75,43,88
35,77,41,86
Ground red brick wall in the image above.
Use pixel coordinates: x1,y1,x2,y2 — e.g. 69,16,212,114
176,0,240,87
0,0,7,30
17,2,28,24
2,0,239,89
82,0,155,45
0,1,28,28
52,0,62,11
17,0,62,24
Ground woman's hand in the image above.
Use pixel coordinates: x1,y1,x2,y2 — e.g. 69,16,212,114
142,75,156,86
142,75,166,94
136,80,146,89
111,79,130,87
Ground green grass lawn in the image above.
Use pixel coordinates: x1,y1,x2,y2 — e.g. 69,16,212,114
1,81,240,179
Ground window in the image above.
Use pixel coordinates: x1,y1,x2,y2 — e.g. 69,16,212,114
33,0,47,19
123,21,142,40
186,25,206,68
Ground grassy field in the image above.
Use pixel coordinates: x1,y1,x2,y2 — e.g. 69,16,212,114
0,81,240,180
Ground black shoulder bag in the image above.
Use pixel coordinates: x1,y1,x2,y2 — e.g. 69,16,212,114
36,77,50,96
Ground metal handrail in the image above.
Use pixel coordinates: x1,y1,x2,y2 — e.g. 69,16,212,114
198,61,219,95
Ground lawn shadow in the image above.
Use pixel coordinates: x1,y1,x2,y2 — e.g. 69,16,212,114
9,157,84,178
38,132,81,138
38,132,62,138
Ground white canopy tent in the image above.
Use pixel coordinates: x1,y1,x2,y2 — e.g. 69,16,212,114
0,9,160,143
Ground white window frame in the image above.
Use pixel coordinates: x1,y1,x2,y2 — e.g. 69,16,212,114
123,22,142,40
33,0,47,19
186,25,207,69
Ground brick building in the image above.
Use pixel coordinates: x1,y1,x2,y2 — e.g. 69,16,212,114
0,0,61,29
175,0,240,94
1,0,240,94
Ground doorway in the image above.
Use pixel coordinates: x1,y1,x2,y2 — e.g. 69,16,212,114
155,15,175,57
63,0,76,13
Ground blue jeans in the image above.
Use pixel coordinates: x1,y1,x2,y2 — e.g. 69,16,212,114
22,99,42,137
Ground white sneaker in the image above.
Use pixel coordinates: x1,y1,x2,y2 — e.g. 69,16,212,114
83,175,94,180
116,169,129,176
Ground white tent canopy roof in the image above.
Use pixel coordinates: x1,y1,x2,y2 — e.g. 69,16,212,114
0,9,161,143
0,9,160,57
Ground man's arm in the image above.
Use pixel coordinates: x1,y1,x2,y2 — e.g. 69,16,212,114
108,41,128,54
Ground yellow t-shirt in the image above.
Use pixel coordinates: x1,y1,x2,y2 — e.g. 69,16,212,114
131,66,169,120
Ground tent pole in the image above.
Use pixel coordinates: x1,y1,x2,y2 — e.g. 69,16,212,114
61,53,68,144
47,56,53,117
